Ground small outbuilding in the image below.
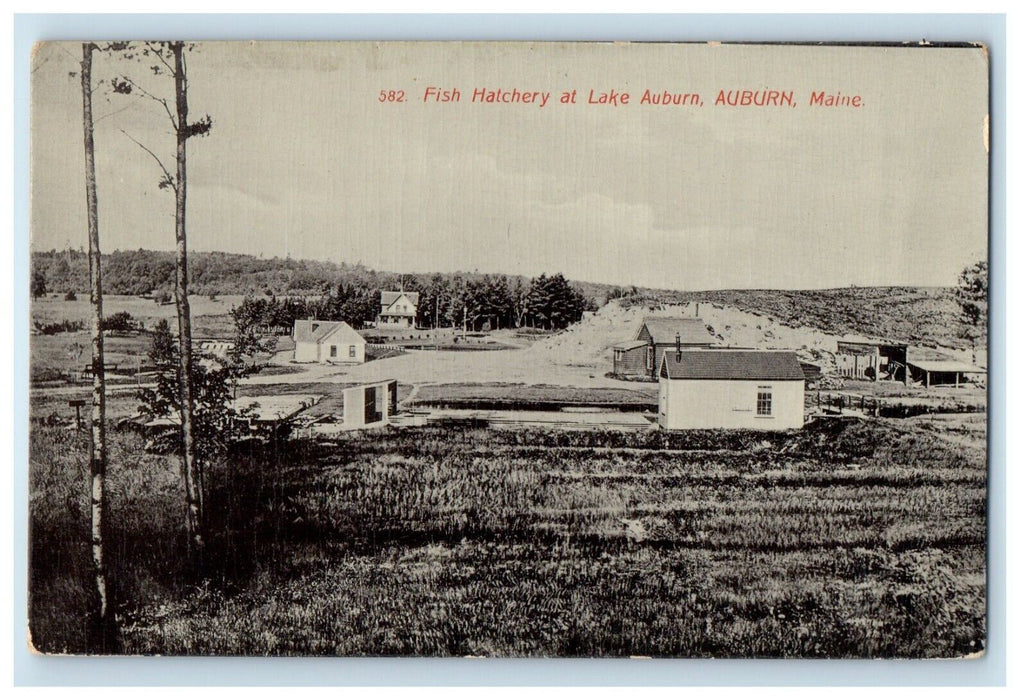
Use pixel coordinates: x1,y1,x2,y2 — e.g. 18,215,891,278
292,319,366,364
658,349,805,430
340,379,398,427
835,338,909,383
614,317,715,379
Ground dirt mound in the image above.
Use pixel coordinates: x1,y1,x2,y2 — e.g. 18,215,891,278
524,301,843,371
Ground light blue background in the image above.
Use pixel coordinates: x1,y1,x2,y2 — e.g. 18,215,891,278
13,13,1006,686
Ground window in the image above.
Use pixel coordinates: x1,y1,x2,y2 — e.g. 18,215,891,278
756,388,773,416
646,346,655,371
615,349,623,361
349,345,356,358
329,345,337,358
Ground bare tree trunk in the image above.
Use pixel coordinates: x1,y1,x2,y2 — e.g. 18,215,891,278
171,42,204,564
81,42,114,651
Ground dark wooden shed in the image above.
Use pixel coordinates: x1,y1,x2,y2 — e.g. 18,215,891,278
613,317,715,380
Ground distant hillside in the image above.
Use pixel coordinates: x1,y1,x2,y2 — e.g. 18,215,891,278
33,248,613,299
31,249,378,296
30,249,973,348
659,287,968,349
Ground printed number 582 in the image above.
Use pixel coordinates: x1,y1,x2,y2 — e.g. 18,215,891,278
379,90,406,103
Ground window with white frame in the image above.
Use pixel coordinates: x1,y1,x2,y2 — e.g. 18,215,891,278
349,345,356,358
756,387,773,416
329,345,337,358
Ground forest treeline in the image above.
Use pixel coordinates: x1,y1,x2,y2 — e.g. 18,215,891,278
233,272,596,332
32,249,610,331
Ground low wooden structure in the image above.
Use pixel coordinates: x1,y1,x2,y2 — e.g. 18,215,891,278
340,379,398,427
835,338,909,383
906,359,986,388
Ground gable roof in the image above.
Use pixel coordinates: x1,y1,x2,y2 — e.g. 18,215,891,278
293,319,364,346
660,350,805,381
638,317,714,345
381,291,420,308
319,321,366,346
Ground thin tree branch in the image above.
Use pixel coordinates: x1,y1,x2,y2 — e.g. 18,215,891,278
117,75,177,130
119,129,177,194
94,101,137,124
145,41,176,76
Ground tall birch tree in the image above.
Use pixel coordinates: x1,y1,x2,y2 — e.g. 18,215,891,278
114,41,212,567
80,41,113,651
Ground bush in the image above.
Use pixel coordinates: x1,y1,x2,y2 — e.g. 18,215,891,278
64,291,77,301
101,311,137,333
34,319,86,335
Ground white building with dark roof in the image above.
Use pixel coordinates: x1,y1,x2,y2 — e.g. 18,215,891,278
292,319,366,364
658,349,805,430
377,291,420,329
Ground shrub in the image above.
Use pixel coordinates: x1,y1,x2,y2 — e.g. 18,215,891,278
101,311,138,333
34,319,86,335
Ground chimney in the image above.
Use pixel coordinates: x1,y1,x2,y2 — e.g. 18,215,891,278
675,332,682,362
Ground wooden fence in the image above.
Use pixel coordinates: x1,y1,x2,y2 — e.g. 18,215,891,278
836,354,874,379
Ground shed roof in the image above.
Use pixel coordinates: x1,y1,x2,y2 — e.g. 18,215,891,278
907,359,986,374
638,317,714,345
381,291,420,307
907,346,966,362
660,350,805,381
613,340,648,351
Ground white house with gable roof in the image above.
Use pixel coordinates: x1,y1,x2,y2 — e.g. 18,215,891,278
658,349,805,430
292,319,366,364
377,291,420,329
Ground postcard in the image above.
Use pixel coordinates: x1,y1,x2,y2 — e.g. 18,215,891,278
28,40,989,657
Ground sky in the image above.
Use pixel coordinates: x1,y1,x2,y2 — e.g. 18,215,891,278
30,41,989,290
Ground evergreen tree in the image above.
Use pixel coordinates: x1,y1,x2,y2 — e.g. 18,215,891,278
956,260,988,363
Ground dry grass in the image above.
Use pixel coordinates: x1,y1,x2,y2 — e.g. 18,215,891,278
29,418,986,657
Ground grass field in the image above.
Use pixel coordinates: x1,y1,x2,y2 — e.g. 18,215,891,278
31,294,245,330
30,295,243,387
28,416,986,658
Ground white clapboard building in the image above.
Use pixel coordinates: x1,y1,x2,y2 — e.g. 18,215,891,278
292,319,366,364
658,349,805,430
376,291,419,329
